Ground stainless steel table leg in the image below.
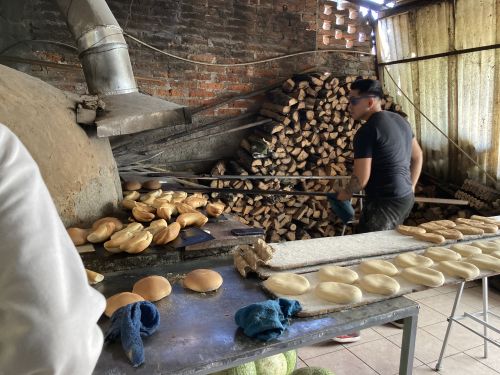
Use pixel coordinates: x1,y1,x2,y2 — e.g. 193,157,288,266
399,311,418,375
483,277,489,358
435,282,465,371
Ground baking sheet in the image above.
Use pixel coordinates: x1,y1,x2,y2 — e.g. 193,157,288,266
263,255,500,317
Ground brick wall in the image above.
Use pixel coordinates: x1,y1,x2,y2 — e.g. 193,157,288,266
0,0,375,166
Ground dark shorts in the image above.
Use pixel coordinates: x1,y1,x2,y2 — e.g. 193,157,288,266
357,194,415,234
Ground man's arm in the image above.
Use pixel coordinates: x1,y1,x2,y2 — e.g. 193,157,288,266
410,138,423,192
337,158,372,201
0,125,105,374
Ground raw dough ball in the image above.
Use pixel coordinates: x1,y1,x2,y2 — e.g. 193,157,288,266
315,282,362,304
490,250,500,259
359,259,399,276
450,244,482,257
263,273,310,296
471,241,500,255
358,274,400,296
467,254,500,272
184,269,223,292
132,275,172,301
401,267,445,287
424,247,461,262
394,252,434,268
105,292,144,318
318,266,358,284
438,261,480,280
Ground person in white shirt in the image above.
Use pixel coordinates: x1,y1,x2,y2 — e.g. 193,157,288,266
0,123,105,374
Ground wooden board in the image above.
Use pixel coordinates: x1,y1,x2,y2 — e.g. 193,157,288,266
265,230,500,271
263,253,500,317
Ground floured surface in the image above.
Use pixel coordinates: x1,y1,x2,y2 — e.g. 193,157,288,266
266,230,500,270
263,259,500,317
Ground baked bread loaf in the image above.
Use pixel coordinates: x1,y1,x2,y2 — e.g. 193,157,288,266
132,275,172,301
105,292,144,317
120,231,153,254
67,227,90,246
453,224,484,236
145,219,168,236
104,230,134,252
123,191,140,201
87,222,115,243
397,225,426,236
85,269,104,285
153,222,181,245
419,222,447,232
184,269,223,292
156,203,178,220
143,180,162,190
176,212,208,228
175,202,198,214
92,217,123,231
132,206,155,222
432,229,463,240
412,232,446,244
432,220,456,228
184,196,208,209
122,181,142,191
206,202,225,218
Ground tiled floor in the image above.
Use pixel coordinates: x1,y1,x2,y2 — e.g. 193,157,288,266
297,282,500,375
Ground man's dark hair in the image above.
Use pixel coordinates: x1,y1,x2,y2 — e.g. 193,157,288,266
350,79,384,99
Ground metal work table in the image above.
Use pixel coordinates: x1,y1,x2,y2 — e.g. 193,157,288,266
94,256,419,375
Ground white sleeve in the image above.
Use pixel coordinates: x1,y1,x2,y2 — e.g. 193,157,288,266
0,124,105,375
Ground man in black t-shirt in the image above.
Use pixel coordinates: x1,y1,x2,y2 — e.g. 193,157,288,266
332,79,423,343
337,79,423,233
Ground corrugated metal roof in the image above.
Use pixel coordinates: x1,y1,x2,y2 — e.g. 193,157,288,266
376,0,499,184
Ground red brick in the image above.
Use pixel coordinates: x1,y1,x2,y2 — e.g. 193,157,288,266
216,108,244,117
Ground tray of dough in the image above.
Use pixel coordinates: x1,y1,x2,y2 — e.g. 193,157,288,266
262,241,500,317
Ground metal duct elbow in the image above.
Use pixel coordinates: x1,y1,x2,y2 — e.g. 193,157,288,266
54,0,137,95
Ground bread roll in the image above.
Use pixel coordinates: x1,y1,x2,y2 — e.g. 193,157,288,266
120,231,153,254
419,222,447,232
124,191,140,201
173,191,188,200
184,269,223,292
438,261,480,280
92,217,123,231
111,222,144,238
412,232,446,244
176,212,208,228
176,202,198,214
67,227,90,246
132,206,155,222
145,219,168,236
184,196,208,209
315,282,362,304
359,259,399,276
105,292,144,318
263,273,310,296
470,215,500,226
490,250,500,259
424,247,461,261
397,225,426,236
432,229,463,240
154,222,181,245
453,224,484,236
450,244,482,257
432,220,456,228
121,199,138,210
152,198,172,209
143,179,162,190
104,230,134,252
456,218,498,233
470,241,500,254
206,202,225,218
85,269,104,285
467,254,500,272
132,275,172,301
318,265,358,284
358,274,400,296
401,267,445,287
87,222,115,243
394,252,434,268
140,189,162,202
156,203,178,220
122,181,142,191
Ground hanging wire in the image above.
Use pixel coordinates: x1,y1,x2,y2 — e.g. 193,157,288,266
383,66,497,184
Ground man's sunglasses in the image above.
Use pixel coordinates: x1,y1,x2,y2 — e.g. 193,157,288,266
349,95,377,105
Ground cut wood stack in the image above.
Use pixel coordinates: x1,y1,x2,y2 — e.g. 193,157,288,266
455,179,500,212
207,73,404,242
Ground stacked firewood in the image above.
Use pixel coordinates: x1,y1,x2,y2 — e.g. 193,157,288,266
208,73,403,242
455,179,500,211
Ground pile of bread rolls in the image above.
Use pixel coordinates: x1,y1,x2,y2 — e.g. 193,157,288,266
397,215,500,244
66,179,226,255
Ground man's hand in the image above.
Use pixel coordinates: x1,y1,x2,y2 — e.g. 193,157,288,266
337,190,352,201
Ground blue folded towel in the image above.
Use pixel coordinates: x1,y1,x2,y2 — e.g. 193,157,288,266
105,301,161,367
327,192,355,225
235,298,302,341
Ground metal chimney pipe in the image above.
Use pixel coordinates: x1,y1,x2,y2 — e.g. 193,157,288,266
54,0,137,96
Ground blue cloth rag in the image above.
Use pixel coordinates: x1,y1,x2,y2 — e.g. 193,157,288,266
235,298,302,341
104,301,161,367
327,192,355,225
